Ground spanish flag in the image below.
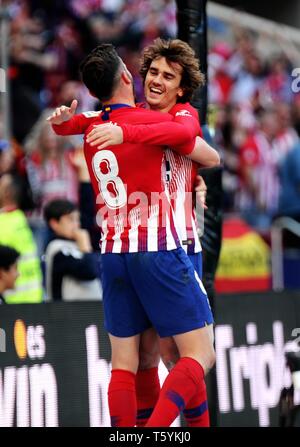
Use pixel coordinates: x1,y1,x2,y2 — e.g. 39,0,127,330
215,218,271,293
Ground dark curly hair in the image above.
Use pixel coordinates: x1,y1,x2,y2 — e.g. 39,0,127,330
139,38,205,103
79,44,122,102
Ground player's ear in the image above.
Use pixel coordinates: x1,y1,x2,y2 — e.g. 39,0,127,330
177,88,184,98
121,70,132,85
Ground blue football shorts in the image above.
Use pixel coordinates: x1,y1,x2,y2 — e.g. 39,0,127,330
188,251,203,280
101,247,214,338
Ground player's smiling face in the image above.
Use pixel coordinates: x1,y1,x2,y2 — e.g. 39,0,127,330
145,57,184,113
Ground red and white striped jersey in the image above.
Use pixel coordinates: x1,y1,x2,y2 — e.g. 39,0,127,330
166,149,202,254
53,104,200,253
166,103,202,255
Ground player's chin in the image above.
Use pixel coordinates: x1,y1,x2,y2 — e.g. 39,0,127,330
146,95,163,108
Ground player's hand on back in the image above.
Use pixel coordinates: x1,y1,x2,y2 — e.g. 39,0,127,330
46,99,78,125
195,175,208,210
86,123,124,149
69,148,90,183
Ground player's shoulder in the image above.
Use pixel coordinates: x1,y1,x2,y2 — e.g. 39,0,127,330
80,110,103,134
74,110,102,127
169,102,198,118
81,110,102,118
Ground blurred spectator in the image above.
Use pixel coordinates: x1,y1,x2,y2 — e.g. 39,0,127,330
214,104,254,211
273,102,298,163
277,136,300,221
9,5,57,142
43,199,102,301
0,173,43,303
230,51,265,107
44,19,85,106
208,42,233,106
292,94,300,137
237,109,279,232
0,140,15,176
0,135,37,214
24,111,79,254
69,0,110,20
225,29,256,80
0,245,20,305
259,54,294,107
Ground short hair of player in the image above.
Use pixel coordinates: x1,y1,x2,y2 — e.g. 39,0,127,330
139,38,205,103
79,44,122,102
43,199,77,224
0,245,20,270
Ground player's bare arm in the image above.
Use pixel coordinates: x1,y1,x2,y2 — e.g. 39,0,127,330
86,122,220,169
86,122,123,149
195,175,208,210
187,136,220,167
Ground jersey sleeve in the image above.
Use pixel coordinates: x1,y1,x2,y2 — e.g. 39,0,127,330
121,105,200,155
52,111,101,136
168,103,202,155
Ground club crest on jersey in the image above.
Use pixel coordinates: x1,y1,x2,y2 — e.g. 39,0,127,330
175,110,192,117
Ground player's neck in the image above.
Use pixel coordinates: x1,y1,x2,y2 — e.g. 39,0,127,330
103,89,135,108
102,99,135,108
148,100,177,114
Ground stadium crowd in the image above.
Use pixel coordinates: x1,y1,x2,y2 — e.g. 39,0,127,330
209,29,300,232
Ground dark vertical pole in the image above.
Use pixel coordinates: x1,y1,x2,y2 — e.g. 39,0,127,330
176,0,208,125
176,0,223,427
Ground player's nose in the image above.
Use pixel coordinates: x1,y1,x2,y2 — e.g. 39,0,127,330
152,74,163,84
